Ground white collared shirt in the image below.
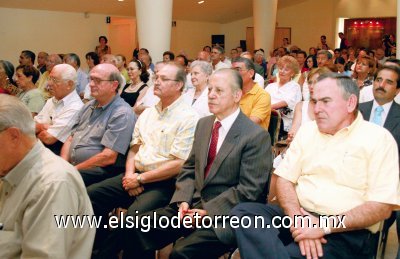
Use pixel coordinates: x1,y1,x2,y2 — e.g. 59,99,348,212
369,100,393,126
34,90,83,142
213,108,240,153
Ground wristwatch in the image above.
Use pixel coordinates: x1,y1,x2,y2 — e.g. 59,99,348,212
137,174,143,186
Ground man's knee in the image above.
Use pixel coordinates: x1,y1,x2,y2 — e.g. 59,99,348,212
169,243,189,259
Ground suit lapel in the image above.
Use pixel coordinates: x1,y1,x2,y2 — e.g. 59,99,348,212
203,112,244,185
384,102,400,132
364,101,373,119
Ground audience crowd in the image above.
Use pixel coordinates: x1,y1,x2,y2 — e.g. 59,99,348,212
0,32,400,259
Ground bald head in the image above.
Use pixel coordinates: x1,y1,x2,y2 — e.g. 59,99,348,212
46,54,62,72
101,54,117,67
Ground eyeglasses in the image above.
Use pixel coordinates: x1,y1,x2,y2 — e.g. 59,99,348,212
154,76,179,83
48,77,66,84
89,77,115,84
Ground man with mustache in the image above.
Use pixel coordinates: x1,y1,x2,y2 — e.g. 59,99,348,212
359,65,400,257
233,73,400,259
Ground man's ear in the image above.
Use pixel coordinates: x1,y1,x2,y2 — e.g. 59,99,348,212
347,94,358,113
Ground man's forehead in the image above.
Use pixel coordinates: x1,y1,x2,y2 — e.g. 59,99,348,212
378,69,398,80
159,65,176,76
314,78,337,94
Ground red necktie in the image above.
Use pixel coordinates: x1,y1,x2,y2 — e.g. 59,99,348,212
205,121,221,178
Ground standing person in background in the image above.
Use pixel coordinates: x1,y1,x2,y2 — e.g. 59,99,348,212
95,36,111,58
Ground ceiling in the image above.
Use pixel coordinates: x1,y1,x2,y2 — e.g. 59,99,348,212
0,0,305,24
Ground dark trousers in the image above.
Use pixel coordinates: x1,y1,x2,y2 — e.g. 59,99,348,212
231,203,377,259
80,167,122,187
121,204,233,259
88,173,176,257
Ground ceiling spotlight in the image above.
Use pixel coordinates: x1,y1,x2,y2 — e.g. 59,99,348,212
198,1,205,4
118,0,124,2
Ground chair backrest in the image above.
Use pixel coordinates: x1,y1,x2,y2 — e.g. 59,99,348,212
268,109,281,146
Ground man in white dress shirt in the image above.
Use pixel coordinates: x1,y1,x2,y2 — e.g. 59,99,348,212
34,64,83,155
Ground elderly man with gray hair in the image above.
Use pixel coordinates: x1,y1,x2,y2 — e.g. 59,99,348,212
61,63,136,187
34,64,83,155
0,95,95,258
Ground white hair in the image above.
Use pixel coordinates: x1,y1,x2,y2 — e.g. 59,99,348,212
0,95,35,137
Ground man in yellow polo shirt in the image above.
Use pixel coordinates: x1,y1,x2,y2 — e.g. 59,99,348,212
232,73,400,259
232,57,271,130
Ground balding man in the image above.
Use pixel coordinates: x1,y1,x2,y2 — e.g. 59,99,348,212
36,54,62,99
0,95,95,258
117,68,271,259
83,54,126,101
61,64,136,186
37,51,48,74
34,64,83,155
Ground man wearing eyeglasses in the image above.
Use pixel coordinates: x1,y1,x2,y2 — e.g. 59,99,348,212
60,63,136,187
34,64,83,155
88,63,199,257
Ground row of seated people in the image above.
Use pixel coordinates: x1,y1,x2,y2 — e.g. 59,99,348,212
0,49,399,258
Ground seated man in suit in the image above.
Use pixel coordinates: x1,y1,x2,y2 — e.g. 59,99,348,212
89,63,199,257
34,64,83,155
117,68,272,259
359,65,400,257
233,73,400,259
60,63,136,186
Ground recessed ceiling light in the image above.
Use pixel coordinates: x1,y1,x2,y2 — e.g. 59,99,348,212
198,1,205,4
118,0,124,2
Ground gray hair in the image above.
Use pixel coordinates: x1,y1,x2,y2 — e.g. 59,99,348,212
190,60,213,76
213,68,243,92
0,95,35,137
54,64,77,87
212,45,225,54
232,57,255,71
317,50,332,60
317,72,359,102
109,71,124,91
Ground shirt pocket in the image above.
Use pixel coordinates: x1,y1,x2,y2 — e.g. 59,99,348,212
335,151,368,190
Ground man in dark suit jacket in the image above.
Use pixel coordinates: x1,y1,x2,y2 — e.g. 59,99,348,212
359,65,400,257
359,65,400,154
120,68,272,259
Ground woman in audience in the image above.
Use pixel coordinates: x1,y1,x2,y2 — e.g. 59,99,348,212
85,52,99,72
115,54,129,83
265,55,302,140
95,36,111,58
120,60,149,107
354,55,376,103
0,60,18,95
15,65,45,117
288,67,331,142
182,60,212,118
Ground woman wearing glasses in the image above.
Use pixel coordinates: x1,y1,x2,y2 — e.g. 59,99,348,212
120,60,149,107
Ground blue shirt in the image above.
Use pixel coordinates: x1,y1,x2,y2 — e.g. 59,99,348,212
69,95,136,165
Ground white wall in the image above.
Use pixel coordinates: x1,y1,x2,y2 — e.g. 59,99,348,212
221,17,253,54
171,20,221,60
0,7,109,69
